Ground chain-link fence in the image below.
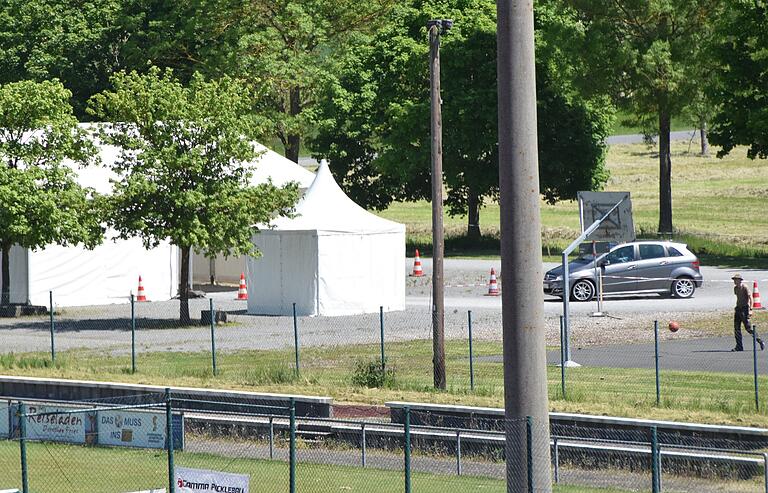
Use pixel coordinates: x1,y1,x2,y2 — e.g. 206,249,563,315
3,288,768,420
2,394,767,492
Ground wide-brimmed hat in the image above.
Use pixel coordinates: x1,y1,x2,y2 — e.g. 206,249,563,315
732,273,744,281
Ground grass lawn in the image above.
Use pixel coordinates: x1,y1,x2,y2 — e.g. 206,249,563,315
0,440,632,493
5,314,768,428
376,141,768,265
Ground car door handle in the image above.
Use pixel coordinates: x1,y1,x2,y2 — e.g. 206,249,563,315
627,265,636,270
659,261,668,265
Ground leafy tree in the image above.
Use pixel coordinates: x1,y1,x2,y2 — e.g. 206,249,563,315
120,0,395,163
0,0,132,118
563,0,722,233
0,80,102,306
312,0,611,238
709,0,768,159
88,67,300,324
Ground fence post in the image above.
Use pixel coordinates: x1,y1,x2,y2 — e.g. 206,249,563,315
553,436,560,483
654,320,660,406
166,388,175,493
293,303,300,375
754,324,760,411
526,416,534,493
289,398,296,493
468,310,474,391
210,298,217,376
18,402,29,493
456,430,462,476
404,406,411,493
49,291,55,364
560,315,566,400
763,452,768,493
269,416,274,460
651,426,660,493
380,306,385,371
361,422,367,467
131,294,136,373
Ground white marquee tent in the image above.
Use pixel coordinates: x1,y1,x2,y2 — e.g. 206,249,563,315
3,142,180,307
3,132,300,308
246,161,405,317
190,145,316,285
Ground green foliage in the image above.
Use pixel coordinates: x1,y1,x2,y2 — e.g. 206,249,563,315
125,0,396,162
311,0,611,235
709,0,768,159
0,0,131,118
88,67,299,256
351,358,396,388
0,79,102,305
88,67,300,321
561,0,723,231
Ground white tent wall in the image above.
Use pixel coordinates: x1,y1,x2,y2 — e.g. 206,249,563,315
22,238,179,307
316,232,405,315
247,231,318,316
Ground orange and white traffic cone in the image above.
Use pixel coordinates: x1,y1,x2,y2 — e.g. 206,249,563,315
754,280,764,309
136,276,147,302
411,249,424,277
236,272,248,300
485,268,500,296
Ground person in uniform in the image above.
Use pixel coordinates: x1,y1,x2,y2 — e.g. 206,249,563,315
732,273,764,351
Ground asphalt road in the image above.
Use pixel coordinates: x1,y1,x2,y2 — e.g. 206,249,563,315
543,335,768,373
605,130,698,145
408,258,768,315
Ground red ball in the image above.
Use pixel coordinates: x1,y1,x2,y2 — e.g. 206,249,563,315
668,321,680,333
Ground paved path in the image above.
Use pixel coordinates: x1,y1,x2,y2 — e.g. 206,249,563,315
411,258,768,315
547,335,768,373
476,335,767,374
606,130,698,145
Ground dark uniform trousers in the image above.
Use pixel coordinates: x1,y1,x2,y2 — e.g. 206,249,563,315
734,306,761,351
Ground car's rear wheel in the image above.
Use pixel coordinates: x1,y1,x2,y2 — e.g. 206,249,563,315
672,276,695,298
571,279,595,302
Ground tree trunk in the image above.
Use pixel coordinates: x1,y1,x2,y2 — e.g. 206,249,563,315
285,86,301,163
1,243,10,306
179,246,191,325
467,189,481,240
700,124,709,156
658,104,673,234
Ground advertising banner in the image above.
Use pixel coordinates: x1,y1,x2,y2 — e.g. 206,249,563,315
98,409,166,449
20,403,94,444
175,467,250,493
0,401,9,439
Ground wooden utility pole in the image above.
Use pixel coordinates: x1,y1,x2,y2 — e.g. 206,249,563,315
497,0,552,490
428,19,450,390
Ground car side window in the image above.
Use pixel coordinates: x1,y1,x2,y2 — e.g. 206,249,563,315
668,247,683,257
639,244,666,259
605,245,635,264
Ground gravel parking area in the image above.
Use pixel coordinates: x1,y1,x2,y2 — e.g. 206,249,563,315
0,262,720,356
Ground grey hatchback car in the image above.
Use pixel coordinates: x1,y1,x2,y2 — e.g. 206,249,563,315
543,241,703,301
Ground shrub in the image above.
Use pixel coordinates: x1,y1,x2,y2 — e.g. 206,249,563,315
351,359,395,388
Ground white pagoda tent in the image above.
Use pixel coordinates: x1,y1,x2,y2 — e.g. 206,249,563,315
190,145,315,285
246,161,405,317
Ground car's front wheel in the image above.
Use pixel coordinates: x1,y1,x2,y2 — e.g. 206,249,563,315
570,279,595,302
672,276,696,298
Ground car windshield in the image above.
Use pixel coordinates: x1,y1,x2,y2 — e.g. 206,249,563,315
573,254,595,263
